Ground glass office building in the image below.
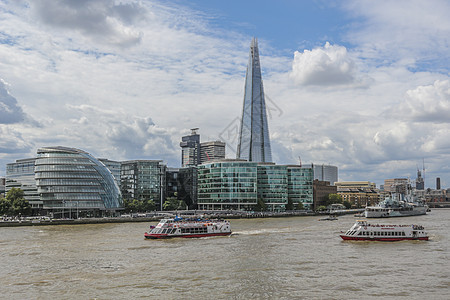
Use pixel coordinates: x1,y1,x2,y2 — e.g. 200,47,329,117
197,160,258,210
197,160,313,211
35,146,122,217
120,160,166,210
288,166,314,209
6,158,42,214
257,164,288,211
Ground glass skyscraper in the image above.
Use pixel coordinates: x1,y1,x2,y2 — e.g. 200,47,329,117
237,37,272,163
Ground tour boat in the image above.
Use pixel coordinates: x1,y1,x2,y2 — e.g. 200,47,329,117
144,217,232,239
340,220,428,241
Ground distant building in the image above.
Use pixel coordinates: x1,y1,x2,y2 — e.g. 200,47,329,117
197,160,313,211
384,178,408,194
6,158,41,214
337,187,379,208
335,181,376,189
436,177,441,190
120,160,166,210
180,128,201,168
313,180,337,210
304,164,338,185
415,169,424,190
200,141,225,164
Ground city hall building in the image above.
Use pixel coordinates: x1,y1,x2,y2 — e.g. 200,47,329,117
197,159,313,211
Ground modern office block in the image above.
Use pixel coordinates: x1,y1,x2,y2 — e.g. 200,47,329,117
6,158,41,213
237,38,272,162
197,160,258,210
257,164,288,210
98,158,121,187
304,164,338,185
166,167,179,199
197,160,313,211
35,146,123,217
200,141,225,164
180,128,201,168
287,166,314,209
177,166,198,209
120,160,166,210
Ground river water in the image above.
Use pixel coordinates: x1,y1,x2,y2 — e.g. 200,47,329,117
1,209,449,299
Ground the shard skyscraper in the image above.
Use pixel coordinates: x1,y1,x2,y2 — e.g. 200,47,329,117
237,37,272,162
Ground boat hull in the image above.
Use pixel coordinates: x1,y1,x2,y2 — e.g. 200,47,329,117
365,208,427,218
340,235,428,241
144,232,231,239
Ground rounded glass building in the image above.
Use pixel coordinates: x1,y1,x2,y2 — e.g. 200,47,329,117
35,146,123,217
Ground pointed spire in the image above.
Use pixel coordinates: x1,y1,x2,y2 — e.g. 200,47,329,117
237,38,272,162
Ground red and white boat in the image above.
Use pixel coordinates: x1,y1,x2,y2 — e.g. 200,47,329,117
340,220,428,241
144,217,231,239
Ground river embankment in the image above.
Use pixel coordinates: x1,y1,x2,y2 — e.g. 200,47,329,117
0,209,365,227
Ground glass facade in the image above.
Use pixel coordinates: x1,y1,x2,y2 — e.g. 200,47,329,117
288,167,314,209
197,160,258,210
6,158,42,213
35,146,122,216
120,160,165,210
257,164,288,211
197,160,313,211
237,37,272,163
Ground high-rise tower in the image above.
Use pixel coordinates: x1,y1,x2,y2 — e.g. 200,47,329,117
237,37,272,162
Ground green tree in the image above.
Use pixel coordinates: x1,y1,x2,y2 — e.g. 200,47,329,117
296,202,304,210
285,198,294,211
5,188,31,216
0,197,11,215
317,205,327,211
319,193,343,207
144,199,156,211
163,198,186,210
254,198,267,212
343,200,352,209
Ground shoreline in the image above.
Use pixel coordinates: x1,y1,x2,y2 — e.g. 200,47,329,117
0,209,365,227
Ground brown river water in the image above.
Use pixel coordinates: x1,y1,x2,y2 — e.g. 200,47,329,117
1,209,449,299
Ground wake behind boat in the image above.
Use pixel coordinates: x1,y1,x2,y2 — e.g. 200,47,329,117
144,217,231,239
340,220,428,241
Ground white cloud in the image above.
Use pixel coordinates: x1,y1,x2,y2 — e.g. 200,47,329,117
395,80,450,123
0,79,26,124
32,0,144,48
290,42,358,86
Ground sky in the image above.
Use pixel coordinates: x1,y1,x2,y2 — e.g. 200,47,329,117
1,0,450,188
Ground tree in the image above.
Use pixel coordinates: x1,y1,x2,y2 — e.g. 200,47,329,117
0,197,11,215
343,200,352,209
296,202,304,210
5,188,31,216
123,198,157,213
319,193,343,207
254,198,267,212
285,198,294,211
163,198,186,210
